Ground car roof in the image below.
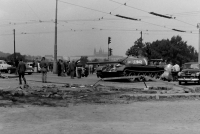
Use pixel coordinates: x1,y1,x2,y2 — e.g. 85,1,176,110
184,62,198,64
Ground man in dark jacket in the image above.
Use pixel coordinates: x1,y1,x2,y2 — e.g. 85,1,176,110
17,59,26,85
15,58,19,75
40,57,48,83
76,60,83,78
57,59,61,76
69,60,75,79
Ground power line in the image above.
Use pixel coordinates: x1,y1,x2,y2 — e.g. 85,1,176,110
58,0,109,15
0,1,196,36
169,10,200,16
24,0,41,21
175,19,197,27
108,0,197,28
99,0,131,20
0,27,198,37
58,0,191,33
109,0,148,13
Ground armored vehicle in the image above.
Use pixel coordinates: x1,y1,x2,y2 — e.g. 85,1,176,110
87,56,165,81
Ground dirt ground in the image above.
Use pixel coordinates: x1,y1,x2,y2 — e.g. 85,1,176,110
1,74,200,134
0,100,200,134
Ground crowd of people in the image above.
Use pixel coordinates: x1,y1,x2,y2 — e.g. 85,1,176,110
161,61,180,81
11,56,182,85
56,59,89,79
9,57,92,85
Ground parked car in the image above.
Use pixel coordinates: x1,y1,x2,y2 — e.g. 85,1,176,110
0,60,12,73
26,62,34,68
7,63,34,75
178,62,200,85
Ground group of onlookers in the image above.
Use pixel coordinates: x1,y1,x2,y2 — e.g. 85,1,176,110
14,57,90,85
161,61,180,81
57,59,89,79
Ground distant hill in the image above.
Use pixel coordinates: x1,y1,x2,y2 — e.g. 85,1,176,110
0,51,10,57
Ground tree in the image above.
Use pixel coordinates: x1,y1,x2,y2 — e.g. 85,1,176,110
7,53,26,62
79,56,88,67
91,58,99,62
125,35,198,66
126,37,145,57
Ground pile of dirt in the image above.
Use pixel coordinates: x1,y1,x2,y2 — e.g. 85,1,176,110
0,84,198,107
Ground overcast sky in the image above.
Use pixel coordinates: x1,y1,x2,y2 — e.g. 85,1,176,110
0,0,200,57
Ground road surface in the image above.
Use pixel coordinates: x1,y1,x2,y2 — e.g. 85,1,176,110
0,72,200,134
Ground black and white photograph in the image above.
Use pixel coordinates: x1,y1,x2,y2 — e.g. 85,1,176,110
0,0,200,133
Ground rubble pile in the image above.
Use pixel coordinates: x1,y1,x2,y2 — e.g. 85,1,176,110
148,86,195,94
0,84,199,107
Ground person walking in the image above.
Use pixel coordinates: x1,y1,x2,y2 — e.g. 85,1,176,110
17,58,27,85
40,57,48,83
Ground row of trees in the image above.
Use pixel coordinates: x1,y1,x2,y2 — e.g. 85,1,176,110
126,35,198,66
0,35,197,67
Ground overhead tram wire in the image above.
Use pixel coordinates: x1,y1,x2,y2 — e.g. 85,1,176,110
58,0,110,15
109,0,197,31
108,0,197,28
24,0,41,21
3,0,189,35
174,19,196,27
0,20,55,28
0,1,192,34
98,0,131,20
109,0,149,13
58,0,194,34
1,1,196,36
0,26,198,37
168,10,200,16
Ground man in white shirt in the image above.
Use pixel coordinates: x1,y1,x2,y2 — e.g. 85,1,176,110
172,64,180,72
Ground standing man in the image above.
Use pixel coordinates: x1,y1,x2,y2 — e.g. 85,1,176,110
34,58,38,73
60,60,65,77
40,57,48,83
14,58,19,75
76,60,83,78
172,63,180,81
17,59,27,85
69,60,75,79
57,59,61,76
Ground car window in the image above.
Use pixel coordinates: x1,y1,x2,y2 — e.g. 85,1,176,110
191,64,199,69
183,63,199,69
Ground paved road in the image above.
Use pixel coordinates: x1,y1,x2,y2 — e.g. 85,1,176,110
1,73,200,134
0,72,173,88
1,72,200,91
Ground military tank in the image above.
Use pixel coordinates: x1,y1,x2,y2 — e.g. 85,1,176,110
88,56,165,81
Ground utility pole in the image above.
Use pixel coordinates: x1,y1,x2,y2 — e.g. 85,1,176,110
13,29,16,61
141,31,142,44
108,45,109,60
198,23,200,65
108,37,111,60
53,0,58,74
